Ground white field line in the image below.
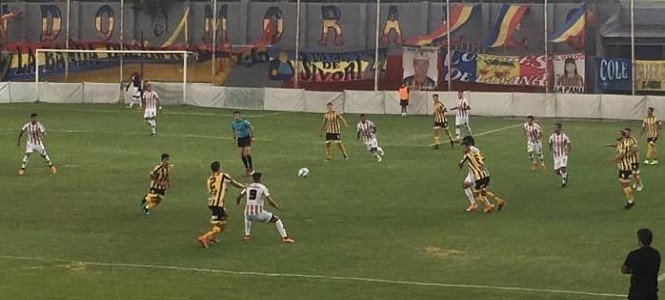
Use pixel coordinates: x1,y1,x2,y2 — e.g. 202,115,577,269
473,123,523,137
0,255,625,298
0,106,287,118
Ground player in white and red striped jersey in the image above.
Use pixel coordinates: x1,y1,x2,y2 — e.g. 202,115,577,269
16,113,56,175
236,172,294,244
548,123,571,188
523,115,546,170
356,114,384,162
451,90,472,140
141,81,160,136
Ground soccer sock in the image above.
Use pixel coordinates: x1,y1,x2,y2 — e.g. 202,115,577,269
434,135,440,145
275,219,288,238
475,195,491,208
527,151,536,164
246,155,253,169
465,125,472,136
537,152,545,164
325,142,332,159
632,174,642,187
42,154,52,166
145,196,161,210
202,224,223,241
244,218,251,236
371,148,378,157
463,188,475,205
647,144,654,160
241,156,248,168
455,128,461,139
336,141,347,156
622,186,634,201
151,120,156,134
21,155,29,169
485,191,503,204
444,128,454,141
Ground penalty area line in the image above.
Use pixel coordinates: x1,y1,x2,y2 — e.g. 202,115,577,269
473,123,524,137
0,255,625,298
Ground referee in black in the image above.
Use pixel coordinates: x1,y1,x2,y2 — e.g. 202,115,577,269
622,228,660,300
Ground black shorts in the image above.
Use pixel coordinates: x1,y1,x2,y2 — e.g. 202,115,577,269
237,136,251,148
475,177,490,190
647,137,658,143
209,206,227,223
326,133,341,141
434,122,448,128
631,163,639,172
399,100,409,107
618,170,632,180
149,188,166,196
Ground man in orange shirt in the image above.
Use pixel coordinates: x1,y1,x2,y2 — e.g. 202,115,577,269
398,83,409,117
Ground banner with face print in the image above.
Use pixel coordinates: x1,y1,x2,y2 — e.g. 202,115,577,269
402,46,439,90
552,53,585,93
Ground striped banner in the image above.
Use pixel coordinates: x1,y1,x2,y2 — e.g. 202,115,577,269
404,4,478,46
481,4,528,48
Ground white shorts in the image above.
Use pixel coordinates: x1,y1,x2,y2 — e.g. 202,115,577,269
553,156,568,170
25,143,47,155
144,108,157,119
464,170,475,185
245,211,274,223
527,141,542,153
364,138,378,151
455,116,469,126
131,86,140,97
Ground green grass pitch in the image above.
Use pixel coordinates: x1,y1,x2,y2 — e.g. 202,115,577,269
0,103,662,299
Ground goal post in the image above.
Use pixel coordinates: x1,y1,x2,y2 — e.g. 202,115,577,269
35,48,197,104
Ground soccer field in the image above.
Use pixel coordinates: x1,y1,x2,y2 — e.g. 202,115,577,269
0,103,662,299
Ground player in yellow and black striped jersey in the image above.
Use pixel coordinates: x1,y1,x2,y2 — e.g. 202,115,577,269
140,153,172,214
432,94,455,149
610,131,635,209
641,107,662,165
319,102,349,160
458,139,505,213
197,161,245,248
622,128,643,191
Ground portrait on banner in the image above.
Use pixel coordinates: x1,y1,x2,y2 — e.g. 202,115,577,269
402,46,438,91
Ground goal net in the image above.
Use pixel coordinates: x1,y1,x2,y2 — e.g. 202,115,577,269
34,48,199,104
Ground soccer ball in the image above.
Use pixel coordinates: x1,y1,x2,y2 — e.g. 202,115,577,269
297,168,309,178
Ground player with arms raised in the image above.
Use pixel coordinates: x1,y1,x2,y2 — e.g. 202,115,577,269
197,161,245,248
141,82,160,136
16,113,56,175
641,107,661,165
524,116,546,170
125,71,142,109
236,172,294,244
451,91,472,140
356,114,384,162
431,94,454,149
139,153,172,214
548,123,571,188
320,102,349,160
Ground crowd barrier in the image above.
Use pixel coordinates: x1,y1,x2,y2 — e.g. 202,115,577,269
0,82,662,121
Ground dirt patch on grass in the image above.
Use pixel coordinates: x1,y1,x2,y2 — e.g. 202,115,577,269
59,262,88,273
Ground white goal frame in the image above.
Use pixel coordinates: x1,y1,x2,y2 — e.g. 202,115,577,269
35,48,196,103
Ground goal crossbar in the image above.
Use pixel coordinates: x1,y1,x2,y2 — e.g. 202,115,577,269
35,48,196,103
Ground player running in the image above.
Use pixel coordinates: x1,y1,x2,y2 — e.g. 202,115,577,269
548,123,571,188
623,128,643,191
125,71,142,109
231,111,255,176
198,161,245,248
610,130,635,210
139,153,172,214
432,94,455,149
451,90,472,140
235,172,294,244
641,107,661,165
458,136,505,213
320,102,349,160
141,82,160,136
524,116,546,170
356,114,384,162
16,113,57,175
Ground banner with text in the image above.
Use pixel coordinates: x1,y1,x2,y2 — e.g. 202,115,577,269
635,60,665,91
442,50,477,83
476,54,547,87
268,49,387,82
595,57,631,92
551,53,585,93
